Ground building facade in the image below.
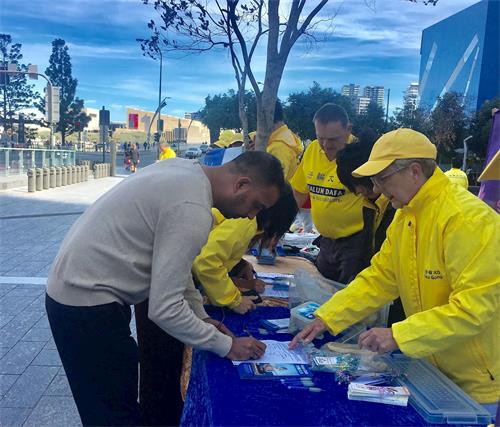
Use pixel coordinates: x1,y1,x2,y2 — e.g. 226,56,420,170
126,108,210,144
404,83,420,111
419,0,499,113
363,86,385,109
341,84,360,98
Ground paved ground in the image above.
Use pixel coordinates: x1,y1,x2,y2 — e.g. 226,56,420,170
0,170,133,426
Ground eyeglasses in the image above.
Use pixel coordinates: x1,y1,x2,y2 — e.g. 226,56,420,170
370,165,409,187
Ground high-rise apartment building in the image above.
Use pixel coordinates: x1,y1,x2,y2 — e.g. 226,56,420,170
363,86,385,108
341,84,360,98
404,83,420,111
355,97,372,115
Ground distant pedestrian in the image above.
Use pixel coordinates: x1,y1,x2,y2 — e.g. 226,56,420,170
445,156,469,189
131,144,140,173
158,142,176,161
143,141,147,151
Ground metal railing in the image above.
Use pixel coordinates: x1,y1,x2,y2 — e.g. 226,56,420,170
0,148,76,176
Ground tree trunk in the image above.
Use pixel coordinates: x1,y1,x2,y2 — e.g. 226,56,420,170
254,55,287,152
237,86,249,146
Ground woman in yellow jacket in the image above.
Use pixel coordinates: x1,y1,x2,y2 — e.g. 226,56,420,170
193,185,298,314
291,129,499,406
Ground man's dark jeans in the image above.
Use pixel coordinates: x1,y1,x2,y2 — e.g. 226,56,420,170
45,294,140,426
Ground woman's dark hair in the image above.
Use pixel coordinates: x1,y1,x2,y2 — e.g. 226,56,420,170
336,127,379,193
255,183,298,248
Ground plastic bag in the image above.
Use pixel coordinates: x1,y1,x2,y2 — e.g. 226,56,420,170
289,269,346,308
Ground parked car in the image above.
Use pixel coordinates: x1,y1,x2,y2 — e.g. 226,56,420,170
199,143,209,154
184,147,202,159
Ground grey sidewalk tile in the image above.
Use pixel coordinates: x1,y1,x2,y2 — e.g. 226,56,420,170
0,407,32,427
44,374,72,397
0,374,19,396
43,339,56,351
21,328,52,343
24,295,46,312
31,350,61,367
0,365,59,408
22,396,82,427
0,285,17,298
0,314,14,329
4,288,45,298
3,262,51,277
33,315,49,329
0,341,45,374
1,311,45,348
0,347,11,358
0,296,38,315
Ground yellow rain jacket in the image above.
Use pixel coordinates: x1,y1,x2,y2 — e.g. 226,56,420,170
266,124,304,182
444,167,469,189
315,168,499,403
158,147,176,160
192,209,257,309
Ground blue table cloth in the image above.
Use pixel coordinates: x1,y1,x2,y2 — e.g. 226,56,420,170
181,306,432,426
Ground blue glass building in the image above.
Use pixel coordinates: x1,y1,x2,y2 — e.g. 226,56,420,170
419,0,499,113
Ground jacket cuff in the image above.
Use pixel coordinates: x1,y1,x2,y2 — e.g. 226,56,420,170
227,292,243,310
210,331,233,357
391,321,421,358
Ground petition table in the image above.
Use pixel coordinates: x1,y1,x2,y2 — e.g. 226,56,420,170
180,306,432,427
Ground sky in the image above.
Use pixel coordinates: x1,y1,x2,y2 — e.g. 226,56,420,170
0,0,480,123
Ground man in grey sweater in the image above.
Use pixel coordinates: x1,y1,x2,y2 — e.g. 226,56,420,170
45,152,285,426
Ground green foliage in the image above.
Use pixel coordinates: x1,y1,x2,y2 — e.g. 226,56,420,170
468,97,500,158
390,104,430,135
45,39,90,144
429,92,467,154
284,82,354,140
352,101,386,136
199,89,256,142
0,34,42,133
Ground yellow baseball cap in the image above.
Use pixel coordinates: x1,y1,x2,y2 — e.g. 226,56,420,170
352,128,437,177
214,129,236,148
478,149,500,181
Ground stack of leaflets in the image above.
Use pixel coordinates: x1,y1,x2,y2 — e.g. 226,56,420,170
237,363,310,379
234,340,310,380
347,383,410,406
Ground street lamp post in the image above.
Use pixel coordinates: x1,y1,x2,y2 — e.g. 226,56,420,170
0,64,58,148
462,135,473,171
156,48,163,143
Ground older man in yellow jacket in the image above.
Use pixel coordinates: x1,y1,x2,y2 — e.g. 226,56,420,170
291,128,499,407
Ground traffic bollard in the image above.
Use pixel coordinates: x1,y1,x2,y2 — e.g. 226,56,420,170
56,167,62,187
62,167,67,186
42,167,49,190
27,169,35,193
35,168,42,191
49,167,56,188
72,166,77,184
76,166,81,183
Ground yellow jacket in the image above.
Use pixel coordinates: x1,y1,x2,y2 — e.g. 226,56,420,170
159,147,176,160
316,168,499,403
192,209,257,309
444,167,469,189
267,125,303,182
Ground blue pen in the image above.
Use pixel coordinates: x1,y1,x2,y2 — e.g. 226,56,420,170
282,381,315,387
286,385,323,392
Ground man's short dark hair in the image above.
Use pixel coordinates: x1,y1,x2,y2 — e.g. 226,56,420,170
256,183,298,246
313,103,349,128
451,156,462,169
230,151,285,193
274,100,284,123
336,128,379,193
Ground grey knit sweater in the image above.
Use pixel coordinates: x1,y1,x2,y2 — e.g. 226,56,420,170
47,158,232,357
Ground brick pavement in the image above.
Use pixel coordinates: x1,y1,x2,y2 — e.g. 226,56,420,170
0,172,132,426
